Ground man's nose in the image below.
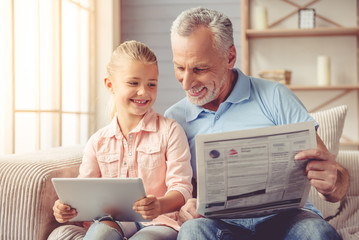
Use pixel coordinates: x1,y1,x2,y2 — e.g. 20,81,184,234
182,70,193,91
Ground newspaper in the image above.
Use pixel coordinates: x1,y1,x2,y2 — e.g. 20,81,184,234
195,121,317,218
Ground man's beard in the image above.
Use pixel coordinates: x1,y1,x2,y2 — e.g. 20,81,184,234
187,76,226,107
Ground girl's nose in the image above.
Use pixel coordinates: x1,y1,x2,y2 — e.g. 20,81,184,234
137,85,146,96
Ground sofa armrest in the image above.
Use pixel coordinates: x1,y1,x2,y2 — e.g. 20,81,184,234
309,150,359,239
0,146,83,240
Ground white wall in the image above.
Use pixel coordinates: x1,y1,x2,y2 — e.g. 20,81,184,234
95,0,121,129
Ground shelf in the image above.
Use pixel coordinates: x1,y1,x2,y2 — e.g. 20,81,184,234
241,0,359,149
246,27,359,38
288,85,359,91
340,142,359,148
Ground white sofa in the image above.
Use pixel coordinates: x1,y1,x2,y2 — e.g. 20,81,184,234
1,105,358,240
0,145,84,240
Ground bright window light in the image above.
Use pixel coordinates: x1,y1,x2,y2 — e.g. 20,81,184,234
0,0,95,155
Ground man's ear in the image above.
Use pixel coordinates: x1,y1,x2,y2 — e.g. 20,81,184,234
104,78,114,93
227,45,237,69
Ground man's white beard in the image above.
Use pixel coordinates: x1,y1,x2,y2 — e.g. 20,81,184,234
187,76,226,107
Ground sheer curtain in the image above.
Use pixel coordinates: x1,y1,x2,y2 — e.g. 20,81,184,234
0,0,95,155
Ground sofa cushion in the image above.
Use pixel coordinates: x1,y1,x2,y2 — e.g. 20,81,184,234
309,105,347,156
327,150,359,240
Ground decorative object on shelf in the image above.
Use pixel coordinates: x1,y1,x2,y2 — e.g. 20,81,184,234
298,8,316,29
258,69,291,85
252,6,268,30
317,55,331,86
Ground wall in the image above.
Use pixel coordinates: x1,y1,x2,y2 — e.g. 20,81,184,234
95,0,121,129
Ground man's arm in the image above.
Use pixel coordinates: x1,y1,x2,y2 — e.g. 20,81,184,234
295,133,349,202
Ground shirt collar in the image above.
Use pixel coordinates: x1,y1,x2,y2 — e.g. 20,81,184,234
133,108,157,133
185,68,251,122
225,68,251,104
103,108,157,138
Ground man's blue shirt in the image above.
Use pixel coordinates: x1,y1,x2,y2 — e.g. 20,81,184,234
164,68,317,179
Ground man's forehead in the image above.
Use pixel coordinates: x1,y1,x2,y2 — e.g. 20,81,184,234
173,58,209,68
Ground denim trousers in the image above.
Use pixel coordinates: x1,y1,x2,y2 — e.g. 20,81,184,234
177,202,342,240
83,221,177,240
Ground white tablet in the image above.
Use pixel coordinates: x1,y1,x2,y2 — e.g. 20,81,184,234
52,177,149,222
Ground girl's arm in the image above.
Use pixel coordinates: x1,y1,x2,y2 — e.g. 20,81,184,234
133,190,184,220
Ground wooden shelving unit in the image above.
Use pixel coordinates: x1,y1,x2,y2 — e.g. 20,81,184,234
241,0,359,148
288,85,359,91
246,27,359,39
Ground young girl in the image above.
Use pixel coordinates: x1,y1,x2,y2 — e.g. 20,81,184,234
51,40,193,240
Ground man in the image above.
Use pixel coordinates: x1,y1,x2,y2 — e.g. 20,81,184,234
164,7,349,240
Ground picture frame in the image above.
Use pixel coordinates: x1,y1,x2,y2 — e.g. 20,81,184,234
298,8,316,29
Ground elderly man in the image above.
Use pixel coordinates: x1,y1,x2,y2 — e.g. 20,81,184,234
165,7,348,240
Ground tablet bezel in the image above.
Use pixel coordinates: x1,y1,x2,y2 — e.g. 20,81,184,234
52,177,149,222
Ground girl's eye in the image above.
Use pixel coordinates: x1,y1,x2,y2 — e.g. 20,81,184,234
129,82,138,86
148,83,157,87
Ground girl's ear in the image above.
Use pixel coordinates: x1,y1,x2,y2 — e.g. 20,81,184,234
104,78,114,93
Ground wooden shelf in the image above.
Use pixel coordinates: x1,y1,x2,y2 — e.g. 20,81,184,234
340,142,359,148
241,0,359,148
288,85,359,91
246,27,359,38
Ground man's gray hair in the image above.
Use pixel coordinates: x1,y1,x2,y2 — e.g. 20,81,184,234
171,7,234,56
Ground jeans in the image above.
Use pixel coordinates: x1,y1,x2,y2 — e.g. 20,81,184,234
177,203,342,240
84,221,177,240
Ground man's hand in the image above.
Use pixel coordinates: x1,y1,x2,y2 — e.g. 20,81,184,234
177,198,203,226
53,199,77,223
295,133,349,202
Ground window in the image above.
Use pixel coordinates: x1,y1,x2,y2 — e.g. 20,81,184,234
0,0,95,155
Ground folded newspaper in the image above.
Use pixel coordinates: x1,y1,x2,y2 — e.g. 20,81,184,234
195,121,316,218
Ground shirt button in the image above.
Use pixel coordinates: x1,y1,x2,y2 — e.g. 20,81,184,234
129,135,133,139
215,115,220,120
129,152,132,156
123,161,127,166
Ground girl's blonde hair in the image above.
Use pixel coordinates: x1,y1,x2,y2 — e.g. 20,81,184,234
106,40,158,119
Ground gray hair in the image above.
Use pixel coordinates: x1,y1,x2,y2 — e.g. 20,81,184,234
170,7,234,56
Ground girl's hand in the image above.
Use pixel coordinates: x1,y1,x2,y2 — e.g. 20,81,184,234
53,199,77,223
133,195,161,220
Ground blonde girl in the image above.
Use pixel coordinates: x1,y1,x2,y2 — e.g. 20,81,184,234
51,40,193,240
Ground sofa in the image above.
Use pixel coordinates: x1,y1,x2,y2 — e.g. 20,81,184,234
0,105,358,240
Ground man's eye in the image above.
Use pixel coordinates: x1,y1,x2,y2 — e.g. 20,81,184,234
129,82,138,86
194,68,206,73
176,67,184,71
148,83,157,87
